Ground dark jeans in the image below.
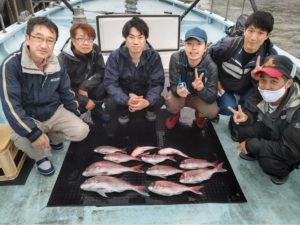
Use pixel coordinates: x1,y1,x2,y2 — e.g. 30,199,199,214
217,89,252,115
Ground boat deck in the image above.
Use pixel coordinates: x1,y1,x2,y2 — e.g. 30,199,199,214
0,115,300,224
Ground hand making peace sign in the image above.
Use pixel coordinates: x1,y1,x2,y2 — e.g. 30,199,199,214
251,55,262,81
192,68,204,91
227,105,248,125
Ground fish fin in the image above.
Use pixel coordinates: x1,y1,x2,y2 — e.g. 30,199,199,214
190,185,204,195
134,185,149,196
216,162,227,172
96,191,108,197
211,160,219,167
130,164,144,173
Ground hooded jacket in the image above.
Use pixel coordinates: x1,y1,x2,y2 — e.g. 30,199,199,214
104,42,164,106
59,39,106,109
243,82,300,162
0,43,79,142
208,36,277,94
168,49,218,104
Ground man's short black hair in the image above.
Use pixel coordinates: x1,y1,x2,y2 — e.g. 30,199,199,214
122,17,149,39
245,10,274,33
26,16,59,40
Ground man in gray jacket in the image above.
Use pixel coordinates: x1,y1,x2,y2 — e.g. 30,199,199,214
165,27,219,129
0,17,89,176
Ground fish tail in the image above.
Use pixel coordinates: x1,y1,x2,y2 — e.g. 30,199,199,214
130,164,144,173
190,185,204,195
134,185,149,196
212,160,219,167
120,147,128,153
216,162,227,172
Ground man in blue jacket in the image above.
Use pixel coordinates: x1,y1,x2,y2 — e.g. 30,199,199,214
104,17,164,125
0,17,89,176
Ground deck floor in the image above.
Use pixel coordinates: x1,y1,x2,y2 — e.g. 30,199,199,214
1,115,300,225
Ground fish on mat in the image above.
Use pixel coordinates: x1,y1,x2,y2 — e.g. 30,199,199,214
180,162,227,184
104,152,141,163
82,161,143,176
146,165,183,179
158,147,190,158
80,175,149,197
140,154,176,165
131,146,159,157
179,158,218,170
148,180,203,196
94,145,127,154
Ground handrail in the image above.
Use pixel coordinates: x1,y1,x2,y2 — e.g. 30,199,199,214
180,0,201,20
0,14,6,32
61,0,74,14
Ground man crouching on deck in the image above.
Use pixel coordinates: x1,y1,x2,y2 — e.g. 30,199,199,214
104,17,164,125
0,17,89,176
229,55,300,185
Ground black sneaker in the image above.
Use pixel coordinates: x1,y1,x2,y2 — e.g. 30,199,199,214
145,111,156,122
92,107,111,123
271,175,288,185
228,116,239,142
50,142,64,150
239,152,257,161
118,114,129,125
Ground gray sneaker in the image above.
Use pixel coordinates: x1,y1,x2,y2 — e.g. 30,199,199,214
145,111,156,122
118,114,129,125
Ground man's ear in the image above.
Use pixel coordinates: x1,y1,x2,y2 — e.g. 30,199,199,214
25,34,30,46
285,79,293,89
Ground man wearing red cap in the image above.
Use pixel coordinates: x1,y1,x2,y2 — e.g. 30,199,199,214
228,55,300,185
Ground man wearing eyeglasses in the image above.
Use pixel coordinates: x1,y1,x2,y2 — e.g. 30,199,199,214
0,17,89,176
104,17,164,126
59,23,110,125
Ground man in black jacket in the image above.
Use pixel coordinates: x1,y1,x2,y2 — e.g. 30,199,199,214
209,11,277,140
165,27,219,129
0,17,89,176
59,23,110,124
229,55,300,185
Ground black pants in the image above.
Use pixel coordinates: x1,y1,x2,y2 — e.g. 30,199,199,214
238,122,296,178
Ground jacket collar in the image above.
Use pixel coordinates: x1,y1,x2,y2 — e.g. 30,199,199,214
21,43,61,75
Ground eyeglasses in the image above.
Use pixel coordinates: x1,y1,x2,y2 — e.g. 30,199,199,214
29,34,56,46
74,38,94,44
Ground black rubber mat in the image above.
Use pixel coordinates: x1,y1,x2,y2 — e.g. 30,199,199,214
47,109,246,207
0,156,34,186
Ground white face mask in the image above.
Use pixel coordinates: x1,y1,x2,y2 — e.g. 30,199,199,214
258,86,286,103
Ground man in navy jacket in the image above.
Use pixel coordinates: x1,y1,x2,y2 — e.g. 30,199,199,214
0,17,89,176
104,17,164,125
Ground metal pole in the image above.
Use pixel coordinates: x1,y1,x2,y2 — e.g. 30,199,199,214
42,0,46,11
28,0,35,15
241,0,245,14
0,14,6,33
224,0,230,21
180,0,201,21
12,0,20,23
249,0,258,12
210,0,214,14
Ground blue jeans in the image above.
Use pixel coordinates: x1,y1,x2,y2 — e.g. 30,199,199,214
217,89,252,115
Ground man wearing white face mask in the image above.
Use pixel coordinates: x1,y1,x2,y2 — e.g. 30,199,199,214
228,55,300,185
